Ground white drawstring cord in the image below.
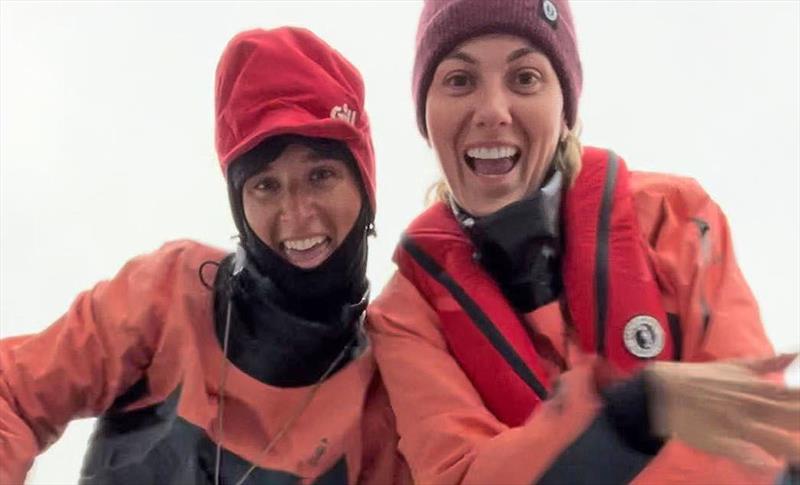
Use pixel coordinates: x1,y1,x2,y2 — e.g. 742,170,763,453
214,298,234,485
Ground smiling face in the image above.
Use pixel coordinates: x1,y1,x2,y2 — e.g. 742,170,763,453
425,34,567,217
242,143,363,269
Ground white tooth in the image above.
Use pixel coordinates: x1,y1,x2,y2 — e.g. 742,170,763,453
466,146,518,159
284,236,325,251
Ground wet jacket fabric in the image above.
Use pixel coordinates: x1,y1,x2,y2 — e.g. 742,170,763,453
368,147,779,484
0,240,406,484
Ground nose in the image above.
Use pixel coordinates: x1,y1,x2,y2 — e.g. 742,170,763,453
473,80,512,129
277,185,316,227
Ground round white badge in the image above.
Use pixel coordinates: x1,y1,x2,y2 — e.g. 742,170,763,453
542,0,558,23
623,315,665,358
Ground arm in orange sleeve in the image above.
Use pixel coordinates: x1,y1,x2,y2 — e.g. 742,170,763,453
368,272,656,485
0,243,180,484
687,198,774,361
640,176,774,362
628,176,783,484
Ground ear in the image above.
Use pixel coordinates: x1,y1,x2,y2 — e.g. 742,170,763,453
559,118,569,142
423,112,433,147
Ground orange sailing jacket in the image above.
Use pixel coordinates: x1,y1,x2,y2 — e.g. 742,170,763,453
368,149,779,484
0,240,407,484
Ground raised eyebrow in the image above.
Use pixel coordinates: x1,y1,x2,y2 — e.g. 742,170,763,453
443,51,476,64
507,47,539,63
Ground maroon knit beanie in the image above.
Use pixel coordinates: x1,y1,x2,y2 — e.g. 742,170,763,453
412,0,582,137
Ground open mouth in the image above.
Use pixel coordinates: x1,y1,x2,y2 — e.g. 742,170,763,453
280,235,332,268
464,146,521,176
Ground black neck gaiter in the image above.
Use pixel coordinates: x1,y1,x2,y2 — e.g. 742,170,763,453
213,253,367,387
453,169,564,312
213,203,369,387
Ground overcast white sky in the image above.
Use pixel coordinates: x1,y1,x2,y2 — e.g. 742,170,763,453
1,1,798,483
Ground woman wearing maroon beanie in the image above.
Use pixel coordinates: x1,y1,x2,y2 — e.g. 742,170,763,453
0,27,411,485
368,0,799,483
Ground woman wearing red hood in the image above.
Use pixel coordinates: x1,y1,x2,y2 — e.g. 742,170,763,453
0,27,407,485
368,0,799,484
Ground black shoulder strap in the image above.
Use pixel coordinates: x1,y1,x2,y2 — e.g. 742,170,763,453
594,150,619,355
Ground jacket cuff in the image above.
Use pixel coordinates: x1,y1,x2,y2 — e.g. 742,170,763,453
600,372,665,455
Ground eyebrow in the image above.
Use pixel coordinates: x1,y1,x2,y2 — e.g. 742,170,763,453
507,47,538,62
444,46,540,65
258,153,339,174
443,51,476,64
302,153,327,163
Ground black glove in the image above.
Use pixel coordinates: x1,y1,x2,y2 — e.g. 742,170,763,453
462,171,563,313
601,372,665,455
